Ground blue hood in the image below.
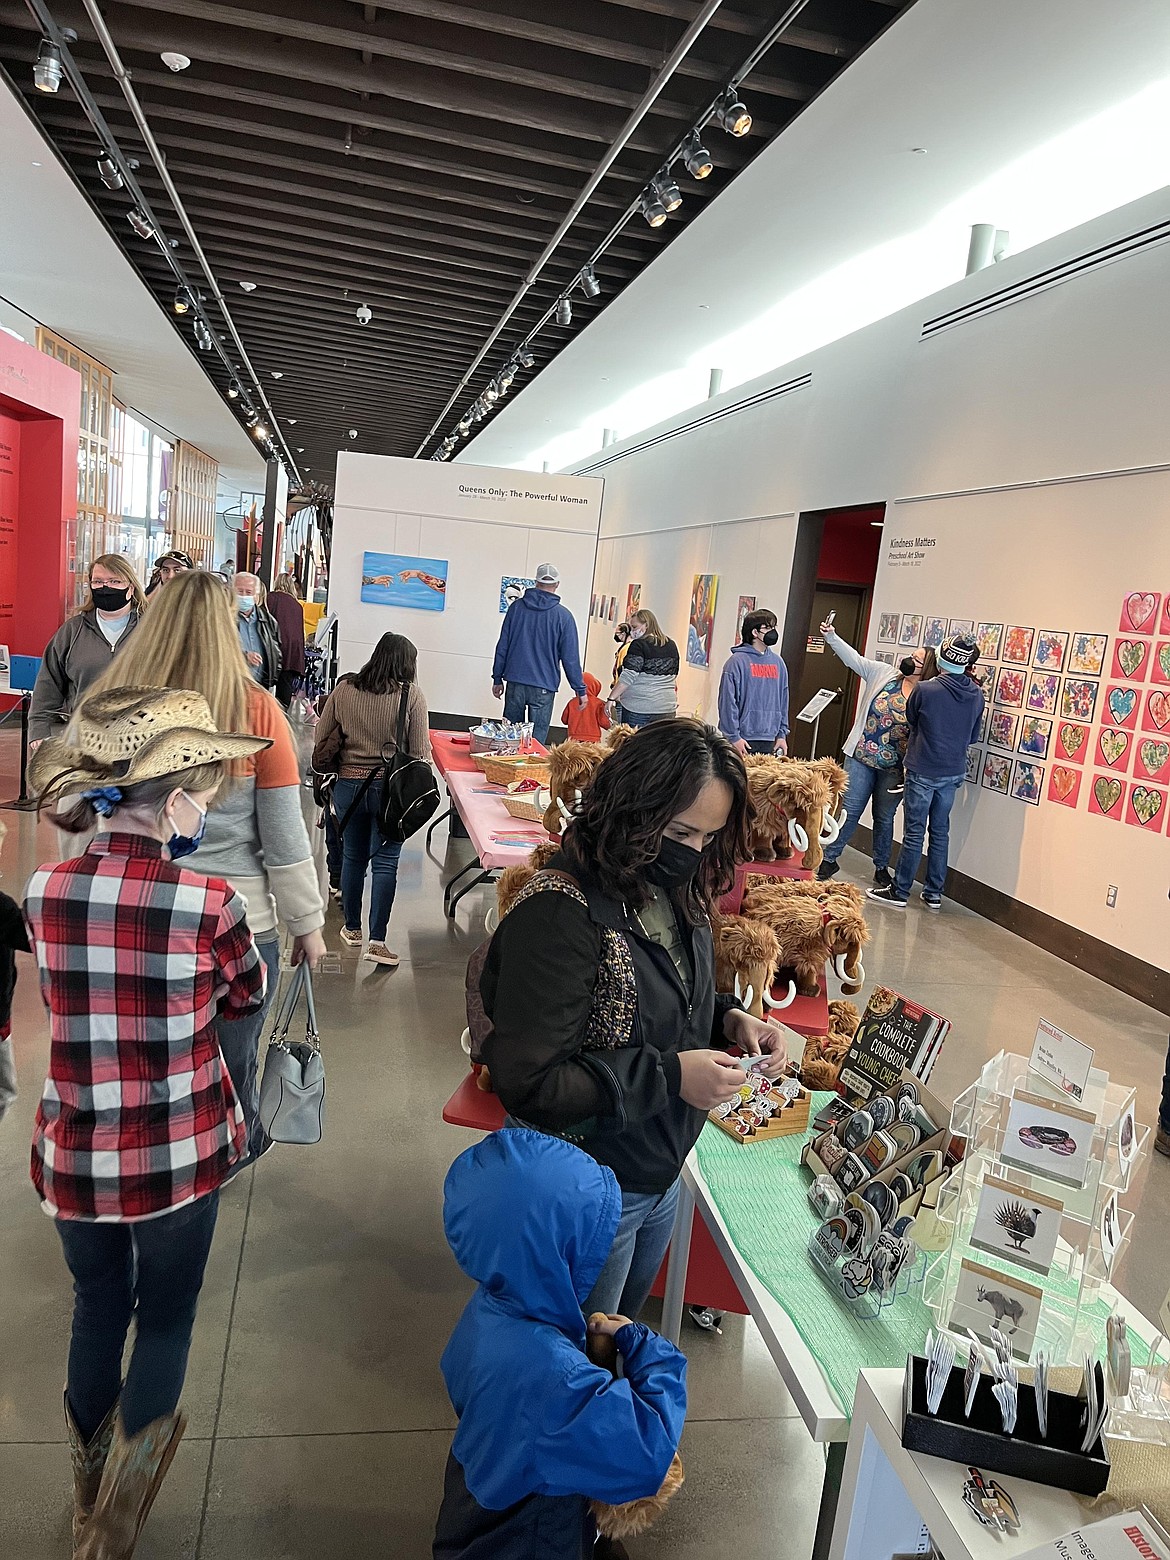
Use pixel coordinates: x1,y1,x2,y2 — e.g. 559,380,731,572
520,587,560,612
443,1129,621,1338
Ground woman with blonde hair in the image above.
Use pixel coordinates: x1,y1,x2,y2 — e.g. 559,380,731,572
29,554,147,746
606,609,679,729
80,570,325,1160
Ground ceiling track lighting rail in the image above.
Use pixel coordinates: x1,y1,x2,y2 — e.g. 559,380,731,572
21,0,301,483
420,0,815,460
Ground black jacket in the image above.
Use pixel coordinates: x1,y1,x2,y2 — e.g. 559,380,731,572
0,890,29,1032
238,604,283,688
481,854,739,1194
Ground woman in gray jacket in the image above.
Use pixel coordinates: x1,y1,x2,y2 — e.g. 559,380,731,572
816,621,935,886
29,555,145,745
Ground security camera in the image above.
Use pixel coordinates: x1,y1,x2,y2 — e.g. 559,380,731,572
355,304,372,325
160,51,191,72
348,429,358,439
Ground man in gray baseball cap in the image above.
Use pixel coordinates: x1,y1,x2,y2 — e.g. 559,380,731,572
491,563,586,743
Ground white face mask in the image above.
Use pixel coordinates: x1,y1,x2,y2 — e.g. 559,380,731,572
236,593,256,614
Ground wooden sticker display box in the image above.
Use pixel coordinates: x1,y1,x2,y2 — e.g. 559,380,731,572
708,1073,811,1143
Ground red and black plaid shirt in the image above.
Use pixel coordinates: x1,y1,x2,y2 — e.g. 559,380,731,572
25,833,266,1222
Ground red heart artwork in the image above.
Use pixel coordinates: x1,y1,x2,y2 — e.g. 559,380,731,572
1123,592,1158,632
1049,767,1077,802
1092,776,1123,815
1058,723,1087,760
1150,691,1170,731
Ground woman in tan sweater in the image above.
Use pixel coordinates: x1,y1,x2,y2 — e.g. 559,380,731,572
312,633,432,967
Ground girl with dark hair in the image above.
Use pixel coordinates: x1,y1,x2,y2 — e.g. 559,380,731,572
312,633,432,966
481,718,789,1319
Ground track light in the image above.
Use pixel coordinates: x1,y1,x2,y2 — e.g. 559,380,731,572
458,416,471,435
499,363,517,389
684,132,713,179
128,209,157,240
483,381,499,405
252,423,269,441
227,380,241,399
652,173,682,213
580,265,600,299
172,286,192,316
556,297,572,327
194,319,212,351
34,38,63,93
715,89,751,137
640,190,667,228
516,343,535,369
96,153,123,190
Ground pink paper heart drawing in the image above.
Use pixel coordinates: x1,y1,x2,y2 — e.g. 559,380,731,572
1150,691,1170,730
1125,592,1157,631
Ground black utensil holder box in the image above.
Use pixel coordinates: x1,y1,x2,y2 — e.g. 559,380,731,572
901,1354,1110,1496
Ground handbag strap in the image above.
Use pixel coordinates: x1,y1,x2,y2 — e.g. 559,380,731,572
334,763,382,836
267,961,321,1050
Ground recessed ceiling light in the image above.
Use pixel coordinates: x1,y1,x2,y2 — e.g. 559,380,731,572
295,446,304,452
161,51,191,72
238,281,257,292
271,371,283,379
286,418,297,424
911,147,928,155
31,160,41,167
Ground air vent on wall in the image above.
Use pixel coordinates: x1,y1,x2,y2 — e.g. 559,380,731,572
921,217,1170,341
573,372,812,475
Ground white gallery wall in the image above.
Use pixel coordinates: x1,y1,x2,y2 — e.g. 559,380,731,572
573,184,1170,974
330,454,603,717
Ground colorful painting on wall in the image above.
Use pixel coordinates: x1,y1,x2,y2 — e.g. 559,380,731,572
1125,782,1166,831
877,612,900,644
1135,738,1170,785
360,551,448,611
1033,630,1068,672
686,573,719,668
1088,774,1124,821
1105,685,1139,729
994,668,1026,708
1119,591,1160,635
1095,728,1131,772
1047,765,1081,807
1152,643,1170,685
1026,673,1059,715
735,595,757,647
500,575,534,613
976,622,1004,660
1061,678,1099,724
625,583,642,619
923,615,947,649
988,711,1018,750
965,746,981,782
1143,688,1170,734
1002,626,1035,664
982,754,1011,794
1111,638,1149,680
1067,633,1107,677
1017,716,1052,758
948,618,975,638
1056,721,1090,764
1010,760,1043,805
899,613,923,647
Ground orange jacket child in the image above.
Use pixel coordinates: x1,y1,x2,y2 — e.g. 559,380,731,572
561,673,611,742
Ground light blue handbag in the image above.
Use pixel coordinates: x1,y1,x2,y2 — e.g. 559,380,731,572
258,963,325,1145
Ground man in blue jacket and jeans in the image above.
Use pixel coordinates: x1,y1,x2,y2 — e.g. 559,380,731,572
492,563,586,744
869,632,984,910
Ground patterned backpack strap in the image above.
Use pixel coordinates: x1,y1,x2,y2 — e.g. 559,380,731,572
506,868,589,914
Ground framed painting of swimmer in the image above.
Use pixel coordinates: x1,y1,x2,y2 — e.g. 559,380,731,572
360,551,448,611
999,1090,1095,1189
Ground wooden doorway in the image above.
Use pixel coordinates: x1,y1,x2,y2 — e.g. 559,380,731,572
787,582,868,759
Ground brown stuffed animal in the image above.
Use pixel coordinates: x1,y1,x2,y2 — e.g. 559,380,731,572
494,840,560,922
602,723,636,752
799,999,860,1089
739,884,830,997
541,740,608,836
770,759,834,872
711,912,782,1018
809,757,848,853
586,1315,685,1539
742,877,869,996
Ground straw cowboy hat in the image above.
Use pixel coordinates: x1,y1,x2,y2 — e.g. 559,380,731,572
30,686,270,798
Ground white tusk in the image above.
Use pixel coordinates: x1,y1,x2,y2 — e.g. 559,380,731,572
831,952,848,981
762,979,797,1010
742,983,754,1013
819,812,841,844
850,959,865,987
556,795,574,822
536,786,551,812
574,788,582,805
460,1027,472,1056
734,971,743,1002
789,820,809,852
484,905,499,934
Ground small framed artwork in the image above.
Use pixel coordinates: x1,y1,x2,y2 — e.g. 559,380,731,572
1152,642,1170,685
1142,688,1170,735
974,705,988,744
874,650,895,665
1000,1089,1095,1189
1119,591,1160,635
970,663,995,696
1095,727,1132,772
1088,774,1124,822
922,615,947,649
1104,685,1139,729
1134,736,1170,785
1111,638,1149,681
1067,632,1107,677
1060,678,1099,724
1011,759,1043,804
970,1174,1063,1277
965,746,981,783
899,613,923,647
1033,630,1068,673
877,612,900,644
994,668,1026,708
1125,782,1165,832
976,622,1004,660
1002,626,1035,664
949,1257,1042,1361
982,754,1011,794
1047,765,1081,807
1017,716,1052,758
988,711,1018,750
948,618,975,638
1026,673,1059,715
1055,720,1090,763
590,594,598,617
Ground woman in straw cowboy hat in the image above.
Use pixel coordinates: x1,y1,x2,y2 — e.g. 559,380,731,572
26,687,271,1558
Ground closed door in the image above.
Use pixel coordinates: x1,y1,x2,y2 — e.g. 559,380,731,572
786,584,867,759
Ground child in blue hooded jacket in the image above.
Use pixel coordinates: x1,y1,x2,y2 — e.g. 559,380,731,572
433,1129,687,1560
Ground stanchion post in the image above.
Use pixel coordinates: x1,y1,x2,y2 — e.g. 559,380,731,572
0,691,36,812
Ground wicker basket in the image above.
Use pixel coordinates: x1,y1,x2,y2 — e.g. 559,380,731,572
474,753,549,787
501,794,548,823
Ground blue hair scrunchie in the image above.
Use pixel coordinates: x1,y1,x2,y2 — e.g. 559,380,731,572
81,785,123,817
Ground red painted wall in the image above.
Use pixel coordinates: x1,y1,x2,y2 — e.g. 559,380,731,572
0,334,80,656
816,504,884,586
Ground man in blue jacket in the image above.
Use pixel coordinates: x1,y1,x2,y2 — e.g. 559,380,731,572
716,609,790,755
869,632,984,910
492,563,586,744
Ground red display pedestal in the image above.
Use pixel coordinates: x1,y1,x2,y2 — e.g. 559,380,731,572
719,857,812,915
442,1072,506,1130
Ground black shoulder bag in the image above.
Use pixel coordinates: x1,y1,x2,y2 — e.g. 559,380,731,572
335,687,440,843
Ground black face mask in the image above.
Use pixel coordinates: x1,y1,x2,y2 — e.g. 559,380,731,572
645,836,704,889
91,585,130,612
762,628,779,646
614,631,625,644
899,656,919,677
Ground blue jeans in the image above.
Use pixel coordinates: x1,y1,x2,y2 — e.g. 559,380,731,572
334,776,404,941
503,681,556,745
893,771,964,898
623,709,673,729
583,1180,681,1319
57,1191,220,1440
217,935,282,1165
823,755,904,870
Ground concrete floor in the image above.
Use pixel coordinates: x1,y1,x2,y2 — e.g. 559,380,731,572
0,772,1166,1557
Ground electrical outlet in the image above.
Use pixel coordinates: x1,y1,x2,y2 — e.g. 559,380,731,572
1106,885,1118,908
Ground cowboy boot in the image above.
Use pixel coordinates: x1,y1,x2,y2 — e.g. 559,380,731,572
65,1392,118,1550
75,1409,186,1560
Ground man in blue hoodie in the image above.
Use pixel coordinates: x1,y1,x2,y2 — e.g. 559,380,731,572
869,632,984,910
716,609,790,755
433,1129,687,1559
492,563,586,744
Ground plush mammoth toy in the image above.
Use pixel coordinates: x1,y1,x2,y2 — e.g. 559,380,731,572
586,1315,685,1540
799,1000,861,1090
539,739,609,837
744,757,839,871
739,885,831,997
711,912,794,1017
743,877,870,995
602,722,637,752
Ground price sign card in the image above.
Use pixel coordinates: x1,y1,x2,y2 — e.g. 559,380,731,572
1030,1018,1094,1104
